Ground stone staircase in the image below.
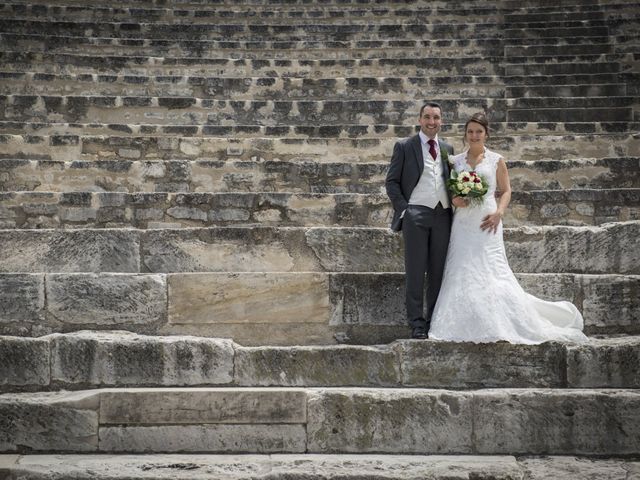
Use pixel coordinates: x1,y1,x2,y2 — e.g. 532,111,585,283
1,0,639,478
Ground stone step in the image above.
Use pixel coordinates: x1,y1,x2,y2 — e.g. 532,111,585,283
0,222,637,274
2,156,638,194
5,94,633,126
505,19,612,30
0,19,507,40
0,387,638,454
0,0,506,13
507,10,622,24
1,271,636,342
506,83,629,98
3,53,631,80
507,107,633,123
2,454,640,480
505,43,614,57
0,72,508,99
0,95,510,125
505,1,637,17
0,17,619,34
505,53,631,66
505,60,626,76
0,31,619,56
3,71,637,100
1,120,638,140
4,0,496,8
0,4,506,23
1,332,639,391
0,38,507,60
503,25,610,39
3,131,638,163
508,96,635,109
1,188,637,230
0,52,507,77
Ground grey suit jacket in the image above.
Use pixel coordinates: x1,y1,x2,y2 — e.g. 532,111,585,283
385,134,454,231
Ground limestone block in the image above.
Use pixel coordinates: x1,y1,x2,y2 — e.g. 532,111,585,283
515,273,579,303
0,454,526,479
118,148,141,159
99,424,306,453
0,391,99,452
580,275,640,332
141,228,319,273
399,340,565,388
0,230,140,273
235,344,400,386
266,454,523,479
96,192,128,208
166,206,207,222
51,331,233,387
286,194,336,225
567,337,640,388
46,274,166,326
505,222,640,274
252,209,281,223
159,322,338,347
307,389,473,453
58,207,97,222
168,272,329,325
329,273,406,327
306,228,403,272
473,389,640,455
99,388,307,424
209,208,251,222
0,336,50,390
521,456,638,480
0,274,45,329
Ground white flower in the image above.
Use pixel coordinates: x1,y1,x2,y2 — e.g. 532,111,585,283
462,187,471,194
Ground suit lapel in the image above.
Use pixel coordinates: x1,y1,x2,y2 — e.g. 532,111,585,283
411,134,424,175
438,140,450,181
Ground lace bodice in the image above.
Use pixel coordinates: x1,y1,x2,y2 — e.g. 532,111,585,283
448,148,502,231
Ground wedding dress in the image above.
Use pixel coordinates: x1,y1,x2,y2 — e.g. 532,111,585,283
429,148,588,344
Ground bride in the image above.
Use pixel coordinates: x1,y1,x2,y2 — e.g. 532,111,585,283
429,112,588,344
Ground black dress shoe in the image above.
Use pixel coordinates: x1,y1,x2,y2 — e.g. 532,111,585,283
411,326,428,339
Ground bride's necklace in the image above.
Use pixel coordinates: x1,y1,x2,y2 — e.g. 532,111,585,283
465,148,485,170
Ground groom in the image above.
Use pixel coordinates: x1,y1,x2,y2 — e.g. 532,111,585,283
385,102,454,339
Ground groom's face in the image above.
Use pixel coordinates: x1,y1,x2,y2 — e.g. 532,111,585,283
419,106,442,139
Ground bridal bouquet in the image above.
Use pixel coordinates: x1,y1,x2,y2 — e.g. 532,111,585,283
448,169,488,205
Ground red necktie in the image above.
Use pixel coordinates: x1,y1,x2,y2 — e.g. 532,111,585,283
428,139,437,160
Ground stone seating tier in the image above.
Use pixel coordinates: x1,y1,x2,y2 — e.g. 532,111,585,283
0,384,638,455
3,455,640,479
0,272,637,341
1,0,639,475
1,189,637,228
3,73,637,96
2,157,638,192
2,331,639,391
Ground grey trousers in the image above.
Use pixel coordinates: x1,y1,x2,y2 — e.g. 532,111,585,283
402,203,452,328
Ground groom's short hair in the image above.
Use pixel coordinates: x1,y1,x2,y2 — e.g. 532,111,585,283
419,102,442,117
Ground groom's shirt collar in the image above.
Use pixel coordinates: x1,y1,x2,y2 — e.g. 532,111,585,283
418,131,439,147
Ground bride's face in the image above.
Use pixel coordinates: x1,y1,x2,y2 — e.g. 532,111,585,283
465,121,487,147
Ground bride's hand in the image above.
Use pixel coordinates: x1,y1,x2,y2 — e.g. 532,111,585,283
452,196,468,208
481,211,502,234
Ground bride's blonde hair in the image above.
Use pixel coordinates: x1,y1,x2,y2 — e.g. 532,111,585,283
463,112,490,145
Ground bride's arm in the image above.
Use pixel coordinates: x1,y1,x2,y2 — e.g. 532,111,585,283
480,158,511,234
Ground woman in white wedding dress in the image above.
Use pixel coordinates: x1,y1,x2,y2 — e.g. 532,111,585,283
429,113,588,344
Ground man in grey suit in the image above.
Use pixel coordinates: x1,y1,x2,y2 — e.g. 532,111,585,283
385,102,454,339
